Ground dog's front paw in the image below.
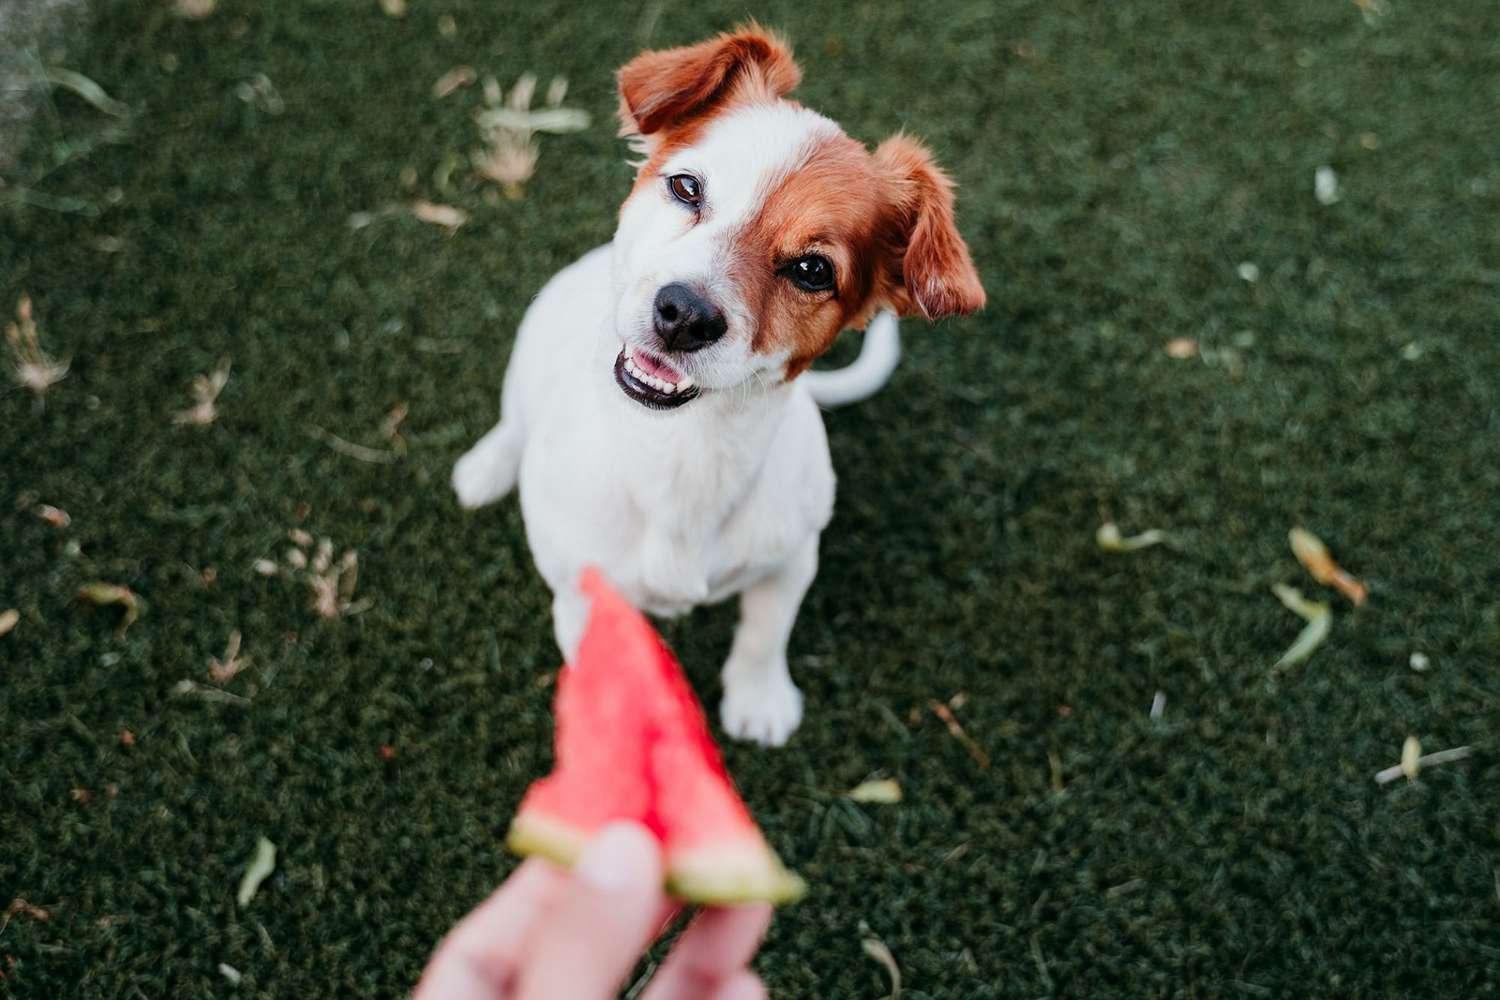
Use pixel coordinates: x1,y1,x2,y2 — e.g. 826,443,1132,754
720,667,803,747
451,448,503,509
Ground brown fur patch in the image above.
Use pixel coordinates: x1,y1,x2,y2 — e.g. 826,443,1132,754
872,134,987,320
617,25,799,140
616,26,801,204
727,132,887,378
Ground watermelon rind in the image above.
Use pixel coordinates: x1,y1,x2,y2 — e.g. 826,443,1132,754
507,812,806,905
666,850,807,905
506,811,589,871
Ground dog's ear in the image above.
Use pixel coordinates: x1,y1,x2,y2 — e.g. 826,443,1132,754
617,25,800,138
874,134,986,321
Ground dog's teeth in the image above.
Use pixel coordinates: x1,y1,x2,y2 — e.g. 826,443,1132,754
678,375,695,390
662,381,677,394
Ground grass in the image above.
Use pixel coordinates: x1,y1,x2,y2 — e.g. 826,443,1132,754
2,1,1498,996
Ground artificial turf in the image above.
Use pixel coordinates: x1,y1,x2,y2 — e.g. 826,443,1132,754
2,1,1498,996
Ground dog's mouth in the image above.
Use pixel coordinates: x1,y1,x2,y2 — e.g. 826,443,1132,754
613,345,700,410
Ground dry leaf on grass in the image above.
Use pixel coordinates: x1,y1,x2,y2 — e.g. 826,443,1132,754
0,609,18,637
208,630,250,683
37,504,70,528
6,294,69,396
174,0,216,17
411,199,468,230
473,73,590,200
433,66,476,99
237,836,277,907
847,778,902,804
860,926,902,1000
311,549,365,619
2,899,51,933
1289,527,1367,605
1269,584,1331,674
1096,522,1168,552
1164,337,1198,359
173,357,232,426
270,531,370,619
235,74,284,115
77,583,142,636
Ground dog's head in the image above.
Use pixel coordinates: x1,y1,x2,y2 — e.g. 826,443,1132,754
607,25,985,410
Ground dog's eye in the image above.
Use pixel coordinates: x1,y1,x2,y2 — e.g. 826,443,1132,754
785,254,835,293
667,174,703,209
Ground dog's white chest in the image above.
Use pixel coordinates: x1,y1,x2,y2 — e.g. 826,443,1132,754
518,398,832,618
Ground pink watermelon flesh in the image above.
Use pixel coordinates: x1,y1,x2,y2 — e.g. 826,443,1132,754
507,568,805,904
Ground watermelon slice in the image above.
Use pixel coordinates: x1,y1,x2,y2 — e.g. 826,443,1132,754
507,568,805,905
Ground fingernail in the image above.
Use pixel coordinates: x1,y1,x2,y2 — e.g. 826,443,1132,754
574,822,659,893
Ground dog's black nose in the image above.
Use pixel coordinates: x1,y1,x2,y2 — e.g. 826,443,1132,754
653,283,726,352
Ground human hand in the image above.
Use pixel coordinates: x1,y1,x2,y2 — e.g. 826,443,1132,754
414,822,772,1000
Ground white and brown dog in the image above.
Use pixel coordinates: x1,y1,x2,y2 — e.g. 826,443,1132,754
453,27,983,745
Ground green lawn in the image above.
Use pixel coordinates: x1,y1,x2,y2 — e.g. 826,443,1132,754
3,2,1498,996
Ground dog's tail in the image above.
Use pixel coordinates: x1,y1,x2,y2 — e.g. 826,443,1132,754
802,310,901,407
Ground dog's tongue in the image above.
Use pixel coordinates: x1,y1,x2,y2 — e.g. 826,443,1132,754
630,347,684,385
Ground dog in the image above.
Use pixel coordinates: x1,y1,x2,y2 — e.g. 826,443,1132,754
452,26,983,746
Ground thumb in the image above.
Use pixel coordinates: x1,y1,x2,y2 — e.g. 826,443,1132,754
514,822,666,1000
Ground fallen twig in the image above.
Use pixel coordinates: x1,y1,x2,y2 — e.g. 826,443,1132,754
1374,745,1472,785
929,700,990,769
1269,584,1331,674
42,67,130,117
307,426,398,464
172,679,250,705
